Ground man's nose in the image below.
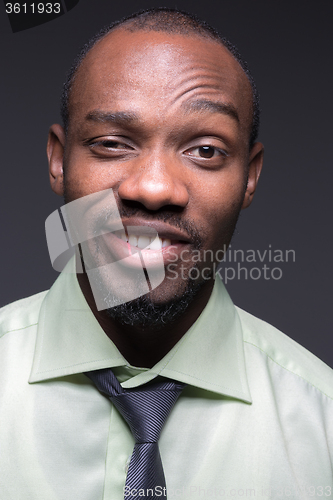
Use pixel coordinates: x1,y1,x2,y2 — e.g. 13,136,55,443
118,152,189,211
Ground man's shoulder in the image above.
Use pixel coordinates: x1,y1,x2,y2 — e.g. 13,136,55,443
236,306,333,400
0,291,48,339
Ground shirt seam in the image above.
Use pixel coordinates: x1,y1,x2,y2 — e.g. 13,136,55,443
102,406,113,500
33,357,125,375
0,323,38,338
244,339,333,401
159,366,247,395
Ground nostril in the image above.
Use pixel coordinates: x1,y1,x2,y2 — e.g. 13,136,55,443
118,170,189,211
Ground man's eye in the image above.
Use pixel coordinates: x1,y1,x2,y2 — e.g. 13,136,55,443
86,139,136,159
92,140,128,149
87,136,136,149
185,145,225,159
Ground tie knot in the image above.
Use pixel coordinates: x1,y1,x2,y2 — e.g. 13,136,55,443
86,369,184,443
112,382,183,442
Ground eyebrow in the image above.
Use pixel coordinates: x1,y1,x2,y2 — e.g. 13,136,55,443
85,110,140,126
85,99,239,127
181,99,239,122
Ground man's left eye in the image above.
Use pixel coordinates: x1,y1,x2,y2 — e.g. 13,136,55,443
185,146,225,159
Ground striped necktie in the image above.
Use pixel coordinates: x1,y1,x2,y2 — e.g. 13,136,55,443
85,368,185,499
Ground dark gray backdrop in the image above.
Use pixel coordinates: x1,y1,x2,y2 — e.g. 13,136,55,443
1,0,332,366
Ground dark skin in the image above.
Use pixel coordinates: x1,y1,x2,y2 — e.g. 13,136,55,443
47,28,263,368
78,270,211,366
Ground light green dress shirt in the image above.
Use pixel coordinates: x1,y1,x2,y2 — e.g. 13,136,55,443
1,265,333,499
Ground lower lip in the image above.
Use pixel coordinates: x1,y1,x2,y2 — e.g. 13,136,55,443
97,232,189,269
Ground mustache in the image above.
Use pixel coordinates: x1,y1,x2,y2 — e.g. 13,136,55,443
117,204,203,250
63,187,203,250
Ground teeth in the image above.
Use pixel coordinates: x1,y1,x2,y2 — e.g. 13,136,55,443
115,231,172,250
138,235,151,249
119,231,128,243
162,238,171,248
149,236,162,250
128,235,138,247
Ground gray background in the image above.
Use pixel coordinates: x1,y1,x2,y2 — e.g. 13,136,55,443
1,1,332,366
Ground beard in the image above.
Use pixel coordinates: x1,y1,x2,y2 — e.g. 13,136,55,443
102,206,242,329
104,263,212,329
64,179,245,330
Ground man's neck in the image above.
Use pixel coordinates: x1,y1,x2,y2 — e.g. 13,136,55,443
77,272,214,368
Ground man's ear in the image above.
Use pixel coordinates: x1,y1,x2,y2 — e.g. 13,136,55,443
47,124,66,197
242,142,264,209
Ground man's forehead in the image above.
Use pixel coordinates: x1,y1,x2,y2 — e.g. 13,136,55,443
79,28,248,85
70,28,253,129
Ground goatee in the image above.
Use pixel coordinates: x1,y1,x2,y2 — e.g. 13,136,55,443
105,268,211,329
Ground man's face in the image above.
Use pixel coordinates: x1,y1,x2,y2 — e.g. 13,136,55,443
48,28,263,322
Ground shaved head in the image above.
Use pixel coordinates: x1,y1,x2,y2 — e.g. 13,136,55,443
61,8,260,149
48,8,264,357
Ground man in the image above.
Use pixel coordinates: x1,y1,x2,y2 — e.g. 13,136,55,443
0,8,332,500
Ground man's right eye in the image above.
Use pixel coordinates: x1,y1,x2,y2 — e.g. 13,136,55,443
90,140,130,149
86,138,136,157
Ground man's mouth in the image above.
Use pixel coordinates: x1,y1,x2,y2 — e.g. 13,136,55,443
113,230,172,251
87,220,194,273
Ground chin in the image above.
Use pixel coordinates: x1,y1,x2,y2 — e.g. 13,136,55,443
105,270,210,329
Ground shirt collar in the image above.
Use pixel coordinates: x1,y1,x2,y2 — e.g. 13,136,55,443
29,262,251,403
